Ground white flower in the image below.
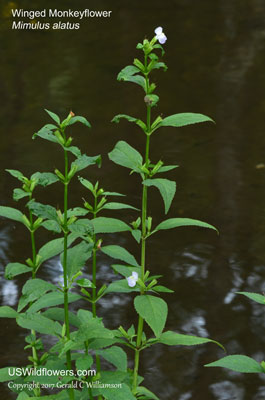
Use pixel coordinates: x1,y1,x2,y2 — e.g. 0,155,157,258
155,26,167,44
127,271,138,287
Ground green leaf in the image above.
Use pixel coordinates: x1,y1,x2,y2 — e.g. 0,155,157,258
5,262,32,279
78,176,94,192
134,295,168,337
64,145,81,158
60,241,92,279
205,355,264,373
102,202,139,211
38,238,65,266
92,217,131,234
17,313,61,336
237,292,265,305
111,114,146,131
28,201,58,221
74,318,113,342
118,73,146,90
117,65,140,81
152,61,167,71
45,109,60,124
5,169,25,181
97,381,136,400
103,191,126,197
18,278,57,312
0,366,20,382
66,207,88,218
27,292,82,313
131,229,141,243
136,386,160,400
154,218,217,233
76,354,93,371
0,206,24,223
76,278,95,288
41,220,61,233
33,126,58,143
16,392,30,400
97,346,127,371
31,172,59,187
112,264,141,278
71,154,101,172
67,116,91,128
157,165,179,173
108,141,143,172
143,179,176,214
101,245,139,267
13,188,30,201
68,218,94,238
159,113,214,129
152,285,174,293
0,306,18,318
42,307,80,328
160,331,224,350
105,279,140,294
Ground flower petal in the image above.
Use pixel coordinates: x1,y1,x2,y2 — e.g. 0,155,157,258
132,271,138,280
127,276,136,287
155,26,163,35
158,33,167,44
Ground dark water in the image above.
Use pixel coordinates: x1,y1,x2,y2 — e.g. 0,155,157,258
1,0,265,398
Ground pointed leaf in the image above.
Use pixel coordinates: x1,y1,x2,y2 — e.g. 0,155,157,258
105,279,140,294
5,262,32,279
76,354,93,371
101,245,139,267
143,179,176,214
108,141,143,172
136,386,160,400
60,241,92,279
78,177,94,192
33,126,58,143
17,313,61,336
97,346,127,371
27,292,82,313
42,307,80,328
160,331,224,350
159,113,214,129
31,172,59,187
13,188,30,201
44,109,60,124
38,238,65,265
102,202,139,211
117,65,140,81
71,154,101,172
0,206,24,223
0,306,18,318
205,355,264,373
112,264,141,278
67,116,91,128
92,217,131,234
134,295,168,337
237,292,265,305
154,218,217,233
111,114,146,131
5,169,24,181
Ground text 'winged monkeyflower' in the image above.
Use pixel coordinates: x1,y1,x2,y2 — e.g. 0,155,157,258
155,26,167,44
127,271,138,287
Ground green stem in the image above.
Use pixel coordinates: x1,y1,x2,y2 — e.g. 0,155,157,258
63,149,75,400
28,196,41,397
92,198,102,399
133,110,152,392
132,52,152,392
